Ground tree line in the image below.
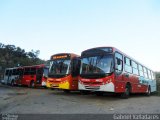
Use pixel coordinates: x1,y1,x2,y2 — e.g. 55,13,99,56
0,43,45,79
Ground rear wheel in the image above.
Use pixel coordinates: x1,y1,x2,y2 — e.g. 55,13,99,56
121,85,130,99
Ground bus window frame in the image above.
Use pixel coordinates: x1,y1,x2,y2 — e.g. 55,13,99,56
115,51,123,75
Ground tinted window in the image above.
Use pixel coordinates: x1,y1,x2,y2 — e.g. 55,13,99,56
30,68,36,75
37,68,43,74
125,57,131,65
12,69,17,75
138,64,144,77
5,70,9,75
143,67,148,78
132,61,139,75
24,68,30,75
124,57,132,73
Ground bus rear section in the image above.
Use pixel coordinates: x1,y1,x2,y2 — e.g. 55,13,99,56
20,64,48,87
79,47,156,98
3,68,21,86
46,53,80,92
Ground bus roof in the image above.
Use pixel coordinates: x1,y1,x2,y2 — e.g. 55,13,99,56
82,46,154,72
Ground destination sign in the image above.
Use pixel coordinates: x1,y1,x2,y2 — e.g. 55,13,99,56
51,54,70,60
81,47,113,57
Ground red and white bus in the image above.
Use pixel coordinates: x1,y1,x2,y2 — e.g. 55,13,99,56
79,47,156,98
46,53,81,92
19,64,49,87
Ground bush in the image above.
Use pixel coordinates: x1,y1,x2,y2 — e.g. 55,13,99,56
157,79,160,96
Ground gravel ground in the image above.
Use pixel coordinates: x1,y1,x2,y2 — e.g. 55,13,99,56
0,84,160,114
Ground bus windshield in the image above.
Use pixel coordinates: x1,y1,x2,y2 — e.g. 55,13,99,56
49,59,71,75
80,54,114,75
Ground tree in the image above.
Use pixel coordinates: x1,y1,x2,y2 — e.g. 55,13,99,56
0,42,46,79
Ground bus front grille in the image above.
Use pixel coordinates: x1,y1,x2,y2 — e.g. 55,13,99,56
85,86,100,90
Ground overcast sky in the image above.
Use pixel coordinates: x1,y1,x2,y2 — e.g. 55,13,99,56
0,0,160,71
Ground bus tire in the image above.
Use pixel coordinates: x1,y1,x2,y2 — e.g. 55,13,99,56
30,81,35,88
63,90,70,93
80,90,90,95
121,84,130,99
11,80,14,87
146,86,151,96
95,91,104,96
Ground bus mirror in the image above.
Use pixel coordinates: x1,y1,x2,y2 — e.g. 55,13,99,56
115,65,119,70
117,59,121,65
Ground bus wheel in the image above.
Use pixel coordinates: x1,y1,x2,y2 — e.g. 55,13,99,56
95,91,104,96
63,90,70,93
80,90,90,95
11,80,14,87
30,81,35,88
121,85,130,99
146,86,151,96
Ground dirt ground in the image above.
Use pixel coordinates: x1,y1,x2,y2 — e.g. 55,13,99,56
0,84,160,114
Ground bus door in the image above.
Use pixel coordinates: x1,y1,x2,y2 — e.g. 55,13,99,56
4,69,9,84
8,69,12,84
115,52,124,92
123,57,132,84
36,67,43,85
17,68,24,85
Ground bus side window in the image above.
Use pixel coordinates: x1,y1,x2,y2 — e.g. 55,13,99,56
132,61,139,75
148,70,152,79
124,57,132,73
115,52,123,74
5,70,9,75
37,68,43,75
9,70,12,76
138,64,144,77
143,67,148,79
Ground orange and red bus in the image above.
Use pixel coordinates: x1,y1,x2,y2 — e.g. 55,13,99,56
14,64,48,87
46,53,81,92
79,47,156,98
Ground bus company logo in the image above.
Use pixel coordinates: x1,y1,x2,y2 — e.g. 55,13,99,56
81,79,91,82
2,114,18,120
55,79,61,81
95,79,103,82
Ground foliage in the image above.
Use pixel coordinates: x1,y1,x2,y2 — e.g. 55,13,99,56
0,43,45,79
155,72,160,96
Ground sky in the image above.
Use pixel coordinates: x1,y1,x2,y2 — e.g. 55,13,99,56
0,0,160,71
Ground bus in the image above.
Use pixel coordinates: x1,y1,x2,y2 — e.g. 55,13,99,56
46,53,81,92
18,64,49,87
79,47,156,98
3,67,23,86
